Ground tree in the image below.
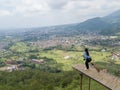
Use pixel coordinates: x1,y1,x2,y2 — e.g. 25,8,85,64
10,42,28,53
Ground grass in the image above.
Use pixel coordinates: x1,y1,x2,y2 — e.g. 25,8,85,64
37,49,117,72
38,49,83,71
1,46,119,90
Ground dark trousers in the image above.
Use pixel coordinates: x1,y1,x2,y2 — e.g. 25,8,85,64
85,60,89,69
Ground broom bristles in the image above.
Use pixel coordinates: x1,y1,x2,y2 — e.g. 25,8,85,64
91,62,100,72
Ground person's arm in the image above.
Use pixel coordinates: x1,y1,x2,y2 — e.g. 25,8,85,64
83,52,87,60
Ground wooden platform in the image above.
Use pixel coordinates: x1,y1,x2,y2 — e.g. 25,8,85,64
72,64,120,90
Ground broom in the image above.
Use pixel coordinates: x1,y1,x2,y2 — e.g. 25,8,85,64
90,62,100,72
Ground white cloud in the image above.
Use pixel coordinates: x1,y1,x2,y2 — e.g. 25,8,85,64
0,0,120,28
0,0,120,16
47,0,69,9
0,10,11,16
12,0,50,16
0,0,51,16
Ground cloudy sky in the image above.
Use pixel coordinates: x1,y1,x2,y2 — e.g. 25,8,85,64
0,0,120,29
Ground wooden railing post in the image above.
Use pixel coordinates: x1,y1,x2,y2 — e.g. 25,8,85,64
88,78,91,90
80,74,83,90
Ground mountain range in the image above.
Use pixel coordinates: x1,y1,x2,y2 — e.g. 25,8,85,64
7,9,120,41
73,9,120,35
37,9,120,35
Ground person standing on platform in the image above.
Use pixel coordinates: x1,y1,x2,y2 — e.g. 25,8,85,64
83,48,92,70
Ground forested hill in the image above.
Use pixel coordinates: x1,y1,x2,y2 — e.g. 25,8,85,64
75,17,112,31
68,9,120,35
103,9,120,24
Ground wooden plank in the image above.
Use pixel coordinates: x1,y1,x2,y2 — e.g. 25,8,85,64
72,64,120,90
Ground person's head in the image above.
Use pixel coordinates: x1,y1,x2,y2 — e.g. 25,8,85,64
84,48,89,56
85,48,88,52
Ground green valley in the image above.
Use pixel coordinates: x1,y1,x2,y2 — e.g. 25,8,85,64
0,9,120,90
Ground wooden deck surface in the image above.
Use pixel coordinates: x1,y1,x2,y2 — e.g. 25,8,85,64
72,64,120,90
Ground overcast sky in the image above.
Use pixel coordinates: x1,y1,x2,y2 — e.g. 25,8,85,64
0,0,120,29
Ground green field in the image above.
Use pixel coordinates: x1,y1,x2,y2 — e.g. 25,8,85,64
0,44,120,90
